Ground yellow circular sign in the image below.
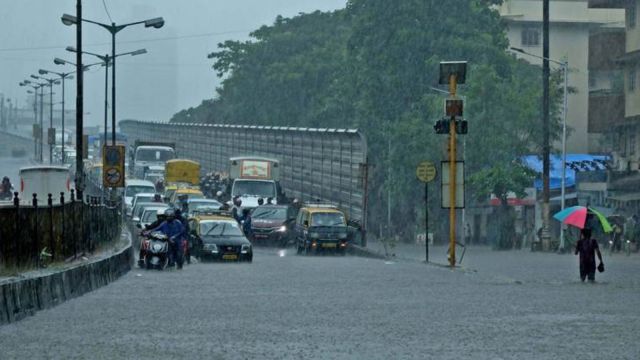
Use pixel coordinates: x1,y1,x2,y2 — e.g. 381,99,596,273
416,161,436,183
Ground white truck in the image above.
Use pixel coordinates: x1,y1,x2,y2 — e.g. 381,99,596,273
19,165,73,205
131,140,176,179
228,157,282,209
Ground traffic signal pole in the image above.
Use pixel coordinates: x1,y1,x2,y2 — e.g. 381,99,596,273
448,74,457,268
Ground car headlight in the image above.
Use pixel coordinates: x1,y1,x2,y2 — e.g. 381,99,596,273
309,232,320,239
276,225,287,233
241,244,251,254
203,243,218,252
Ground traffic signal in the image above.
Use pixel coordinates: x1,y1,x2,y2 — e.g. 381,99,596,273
456,120,468,135
434,119,450,134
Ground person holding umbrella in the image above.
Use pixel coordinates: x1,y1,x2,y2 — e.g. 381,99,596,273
575,228,604,282
554,206,609,282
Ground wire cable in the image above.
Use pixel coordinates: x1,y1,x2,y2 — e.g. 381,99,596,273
102,0,114,23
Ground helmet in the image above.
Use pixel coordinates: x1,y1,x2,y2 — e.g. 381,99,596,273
164,208,176,219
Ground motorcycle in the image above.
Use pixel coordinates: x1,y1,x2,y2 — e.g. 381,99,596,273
140,231,170,270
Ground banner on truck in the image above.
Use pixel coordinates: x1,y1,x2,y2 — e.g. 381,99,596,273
240,160,271,179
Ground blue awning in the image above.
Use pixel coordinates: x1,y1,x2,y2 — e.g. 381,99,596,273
520,154,610,190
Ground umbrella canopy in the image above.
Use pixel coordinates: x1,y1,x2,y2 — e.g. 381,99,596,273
553,206,613,233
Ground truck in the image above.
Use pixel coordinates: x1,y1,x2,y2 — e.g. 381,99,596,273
130,140,176,179
19,165,73,204
228,156,284,209
165,159,201,186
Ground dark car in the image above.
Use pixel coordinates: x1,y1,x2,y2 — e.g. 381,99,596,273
191,216,253,262
294,205,349,255
250,205,297,246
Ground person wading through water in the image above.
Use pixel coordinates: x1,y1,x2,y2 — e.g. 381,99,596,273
575,228,604,282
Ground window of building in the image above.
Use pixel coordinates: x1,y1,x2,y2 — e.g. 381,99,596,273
628,2,637,29
630,132,637,156
521,27,540,47
629,67,636,92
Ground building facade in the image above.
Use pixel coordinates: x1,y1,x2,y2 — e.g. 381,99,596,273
499,0,624,154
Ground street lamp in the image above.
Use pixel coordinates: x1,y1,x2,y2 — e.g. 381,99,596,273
39,68,75,164
20,80,43,160
61,14,164,146
31,74,61,164
66,46,147,146
510,47,569,251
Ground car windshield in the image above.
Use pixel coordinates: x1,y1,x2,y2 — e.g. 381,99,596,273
200,221,243,236
232,180,275,197
188,200,222,211
311,212,345,226
126,185,155,197
136,148,175,162
252,207,287,220
134,195,153,205
142,210,158,223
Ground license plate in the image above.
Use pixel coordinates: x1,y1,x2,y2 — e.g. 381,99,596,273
322,243,337,248
222,254,238,260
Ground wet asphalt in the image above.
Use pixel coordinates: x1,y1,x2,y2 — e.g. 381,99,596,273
1,243,639,360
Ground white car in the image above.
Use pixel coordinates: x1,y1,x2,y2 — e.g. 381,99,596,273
128,192,158,217
124,179,156,214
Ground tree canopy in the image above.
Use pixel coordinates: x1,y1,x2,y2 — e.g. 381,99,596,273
171,0,561,242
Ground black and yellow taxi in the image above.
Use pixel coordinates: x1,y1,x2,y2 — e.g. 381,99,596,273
188,210,253,262
294,204,349,255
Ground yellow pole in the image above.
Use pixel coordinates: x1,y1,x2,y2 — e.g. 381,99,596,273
449,74,457,268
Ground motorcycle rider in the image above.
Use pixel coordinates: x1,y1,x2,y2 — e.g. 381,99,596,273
149,208,185,269
175,208,192,265
139,211,168,267
231,196,243,224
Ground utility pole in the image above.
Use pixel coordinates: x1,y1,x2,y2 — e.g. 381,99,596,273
541,0,551,250
75,0,84,200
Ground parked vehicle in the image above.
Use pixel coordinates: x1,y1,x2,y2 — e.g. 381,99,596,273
19,165,72,204
295,204,349,255
189,212,253,262
131,140,175,178
227,156,284,209
250,205,297,246
183,198,223,217
139,231,170,270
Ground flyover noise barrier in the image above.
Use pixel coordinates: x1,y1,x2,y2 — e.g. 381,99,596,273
119,120,369,224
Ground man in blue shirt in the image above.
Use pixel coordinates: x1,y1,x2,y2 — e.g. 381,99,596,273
151,208,185,269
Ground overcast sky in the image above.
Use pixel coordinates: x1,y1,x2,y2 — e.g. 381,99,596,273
0,0,347,126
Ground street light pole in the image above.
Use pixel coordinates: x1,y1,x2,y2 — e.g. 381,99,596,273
509,47,569,251
61,14,163,147
39,69,74,164
104,54,109,145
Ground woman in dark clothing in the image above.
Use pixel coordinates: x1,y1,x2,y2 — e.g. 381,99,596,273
575,228,604,282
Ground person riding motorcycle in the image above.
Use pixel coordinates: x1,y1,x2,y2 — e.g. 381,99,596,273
149,208,185,269
175,208,192,265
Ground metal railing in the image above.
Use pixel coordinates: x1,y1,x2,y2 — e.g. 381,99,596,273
0,191,121,269
119,120,369,224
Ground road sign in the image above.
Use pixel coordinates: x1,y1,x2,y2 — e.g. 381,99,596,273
441,161,465,209
416,161,437,183
445,99,463,117
103,145,125,188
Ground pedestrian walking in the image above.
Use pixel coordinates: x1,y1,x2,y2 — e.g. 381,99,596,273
575,228,604,282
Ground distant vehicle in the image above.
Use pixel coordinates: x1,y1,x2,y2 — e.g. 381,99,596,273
124,179,156,213
189,214,252,262
143,165,165,184
137,206,168,229
169,188,204,208
228,156,283,209
131,141,175,178
294,204,349,255
250,205,297,246
165,159,200,185
183,198,223,217
131,202,168,223
19,165,72,204
128,192,158,217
